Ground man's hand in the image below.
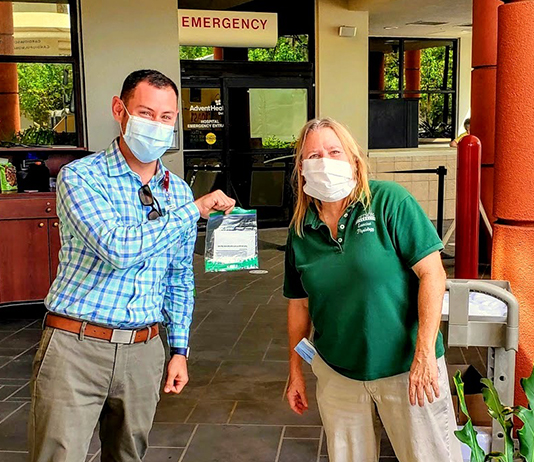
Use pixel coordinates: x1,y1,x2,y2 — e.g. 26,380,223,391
194,190,236,219
164,355,189,394
287,371,308,415
409,352,440,407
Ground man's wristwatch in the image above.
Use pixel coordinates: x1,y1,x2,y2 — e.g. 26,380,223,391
170,347,190,359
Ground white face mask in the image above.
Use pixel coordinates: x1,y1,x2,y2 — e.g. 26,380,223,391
120,102,175,164
302,158,357,203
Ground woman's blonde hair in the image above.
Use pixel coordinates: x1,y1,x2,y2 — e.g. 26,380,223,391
290,118,372,237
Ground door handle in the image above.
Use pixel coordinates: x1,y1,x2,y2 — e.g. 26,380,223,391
38,223,45,228
53,222,59,228
46,207,52,213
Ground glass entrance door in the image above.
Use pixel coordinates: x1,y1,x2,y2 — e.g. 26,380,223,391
225,80,311,226
182,75,314,227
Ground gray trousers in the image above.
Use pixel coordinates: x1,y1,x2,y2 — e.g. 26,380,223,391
28,327,166,462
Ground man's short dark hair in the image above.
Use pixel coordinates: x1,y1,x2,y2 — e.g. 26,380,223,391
120,70,179,104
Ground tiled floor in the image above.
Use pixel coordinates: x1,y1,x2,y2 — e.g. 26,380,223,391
0,228,488,462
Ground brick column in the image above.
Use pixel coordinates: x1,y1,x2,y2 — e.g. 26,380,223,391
0,2,20,140
404,50,421,99
369,51,385,98
471,0,501,260
492,0,534,407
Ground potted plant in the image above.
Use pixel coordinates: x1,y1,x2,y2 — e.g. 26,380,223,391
454,366,534,461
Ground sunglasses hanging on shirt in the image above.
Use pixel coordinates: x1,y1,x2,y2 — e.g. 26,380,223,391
138,185,163,221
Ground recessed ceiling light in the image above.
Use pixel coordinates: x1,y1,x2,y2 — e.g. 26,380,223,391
383,26,399,30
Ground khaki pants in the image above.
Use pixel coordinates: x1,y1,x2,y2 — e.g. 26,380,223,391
29,327,166,462
312,354,463,462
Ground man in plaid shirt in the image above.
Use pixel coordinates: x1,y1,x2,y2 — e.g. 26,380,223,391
29,70,235,462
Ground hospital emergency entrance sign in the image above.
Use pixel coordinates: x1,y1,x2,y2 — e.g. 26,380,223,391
178,10,278,48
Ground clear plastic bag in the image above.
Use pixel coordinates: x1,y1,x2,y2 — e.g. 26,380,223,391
205,208,259,272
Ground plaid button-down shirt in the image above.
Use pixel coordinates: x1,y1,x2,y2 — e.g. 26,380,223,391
45,139,200,348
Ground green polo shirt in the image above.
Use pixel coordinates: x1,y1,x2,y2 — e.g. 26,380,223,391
284,180,445,381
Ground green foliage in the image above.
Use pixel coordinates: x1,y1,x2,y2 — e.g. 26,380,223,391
17,63,73,127
517,372,534,461
180,46,214,60
1,125,77,147
249,35,308,63
454,365,534,462
382,45,455,138
481,378,515,461
179,36,308,63
453,371,485,462
262,135,296,149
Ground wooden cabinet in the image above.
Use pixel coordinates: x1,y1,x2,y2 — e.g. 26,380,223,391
0,193,60,305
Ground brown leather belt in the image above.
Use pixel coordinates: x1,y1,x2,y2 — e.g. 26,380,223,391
45,313,159,344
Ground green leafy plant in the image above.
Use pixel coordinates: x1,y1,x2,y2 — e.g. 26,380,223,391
17,63,73,127
454,365,534,462
261,135,296,150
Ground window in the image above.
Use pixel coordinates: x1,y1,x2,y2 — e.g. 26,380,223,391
248,35,309,62
181,87,224,150
248,88,307,149
368,38,458,149
0,0,83,147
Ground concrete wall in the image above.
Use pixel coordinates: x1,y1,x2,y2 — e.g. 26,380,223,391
457,33,472,135
316,0,369,150
80,0,184,176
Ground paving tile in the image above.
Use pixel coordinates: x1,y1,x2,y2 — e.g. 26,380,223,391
0,357,16,368
143,447,183,462
0,452,29,462
186,400,236,424
154,398,197,423
0,349,35,380
284,426,322,439
264,338,289,362
0,330,42,349
181,425,282,462
149,423,195,448
230,400,322,426
87,427,100,455
380,429,395,456
228,336,272,361
6,384,30,401
0,378,28,387
0,402,24,421
0,386,21,401
0,403,29,451
279,438,319,462
0,320,39,331
206,361,288,401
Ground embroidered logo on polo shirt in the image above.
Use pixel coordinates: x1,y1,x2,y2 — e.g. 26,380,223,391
356,212,376,234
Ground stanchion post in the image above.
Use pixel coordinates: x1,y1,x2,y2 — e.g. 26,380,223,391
455,135,482,279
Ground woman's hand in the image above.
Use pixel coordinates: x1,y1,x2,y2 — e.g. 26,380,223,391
287,371,309,415
409,352,440,407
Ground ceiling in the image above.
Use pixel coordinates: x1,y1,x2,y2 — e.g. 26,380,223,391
349,0,472,37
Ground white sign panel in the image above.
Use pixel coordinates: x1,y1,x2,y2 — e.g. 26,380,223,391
178,9,278,48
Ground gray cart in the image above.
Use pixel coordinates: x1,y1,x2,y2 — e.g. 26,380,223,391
442,279,519,453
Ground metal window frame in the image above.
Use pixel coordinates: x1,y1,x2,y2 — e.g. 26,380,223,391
0,0,85,148
369,36,459,140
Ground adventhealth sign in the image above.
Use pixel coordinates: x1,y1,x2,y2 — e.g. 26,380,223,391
178,10,278,48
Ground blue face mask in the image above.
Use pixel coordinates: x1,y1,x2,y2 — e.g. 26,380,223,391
120,102,175,164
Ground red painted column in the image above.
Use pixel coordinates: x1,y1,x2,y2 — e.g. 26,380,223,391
404,50,421,99
455,136,481,279
213,47,224,60
369,51,385,98
492,0,534,407
0,2,20,140
471,0,501,259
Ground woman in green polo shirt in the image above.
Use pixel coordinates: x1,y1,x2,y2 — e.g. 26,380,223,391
284,118,462,462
